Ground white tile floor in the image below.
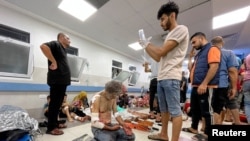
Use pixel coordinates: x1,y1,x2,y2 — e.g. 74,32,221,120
35,108,199,141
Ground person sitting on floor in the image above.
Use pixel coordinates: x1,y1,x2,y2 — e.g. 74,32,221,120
90,80,135,141
43,95,67,128
72,91,90,109
117,85,129,108
43,95,50,118
60,94,91,122
71,91,91,119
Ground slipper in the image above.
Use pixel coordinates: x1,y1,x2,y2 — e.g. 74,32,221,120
192,133,207,141
148,134,168,141
58,123,67,128
46,128,64,135
182,127,198,134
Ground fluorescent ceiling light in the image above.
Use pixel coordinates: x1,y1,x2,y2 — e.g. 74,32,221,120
58,0,97,22
128,42,142,50
213,6,250,29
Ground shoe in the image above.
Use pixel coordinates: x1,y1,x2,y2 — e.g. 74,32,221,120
46,128,64,135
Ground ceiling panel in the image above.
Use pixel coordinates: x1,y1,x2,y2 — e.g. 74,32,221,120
2,0,250,62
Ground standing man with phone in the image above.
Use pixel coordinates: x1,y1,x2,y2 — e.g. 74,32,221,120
139,2,189,141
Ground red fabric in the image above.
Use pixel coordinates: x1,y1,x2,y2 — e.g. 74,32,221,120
184,102,190,113
237,68,245,90
239,113,247,123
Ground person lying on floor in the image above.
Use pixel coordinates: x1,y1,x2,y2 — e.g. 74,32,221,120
59,94,91,122
115,105,150,121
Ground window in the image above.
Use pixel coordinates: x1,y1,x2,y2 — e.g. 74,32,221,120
66,46,78,56
0,24,30,43
128,71,140,86
128,65,140,86
0,35,33,78
112,60,122,79
67,54,87,82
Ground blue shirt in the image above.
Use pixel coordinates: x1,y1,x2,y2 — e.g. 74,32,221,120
219,48,239,88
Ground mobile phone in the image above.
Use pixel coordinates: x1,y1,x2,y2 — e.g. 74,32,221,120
138,29,146,41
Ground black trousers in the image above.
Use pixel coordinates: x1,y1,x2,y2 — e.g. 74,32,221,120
180,88,187,103
47,84,68,132
149,78,160,113
190,87,211,135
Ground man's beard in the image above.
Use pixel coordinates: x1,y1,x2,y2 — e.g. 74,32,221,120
195,45,202,50
164,18,171,31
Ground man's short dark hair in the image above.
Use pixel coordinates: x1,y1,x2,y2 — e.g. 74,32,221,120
157,1,179,20
211,36,223,46
57,33,64,41
190,32,206,41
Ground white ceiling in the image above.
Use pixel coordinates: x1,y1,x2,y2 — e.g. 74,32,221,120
1,0,250,62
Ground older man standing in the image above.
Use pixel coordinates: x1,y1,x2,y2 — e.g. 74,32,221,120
40,33,71,135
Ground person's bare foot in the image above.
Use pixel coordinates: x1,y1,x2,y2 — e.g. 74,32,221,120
148,133,168,141
155,115,161,123
78,117,87,122
68,118,74,122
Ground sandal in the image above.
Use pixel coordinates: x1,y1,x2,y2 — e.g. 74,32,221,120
58,123,67,128
148,134,168,141
46,128,64,135
182,127,198,134
192,133,208,141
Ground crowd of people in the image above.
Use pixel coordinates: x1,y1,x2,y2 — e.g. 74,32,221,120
39,1,250,141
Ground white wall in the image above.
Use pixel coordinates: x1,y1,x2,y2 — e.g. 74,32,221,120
0,4,150,88
0,4,150,111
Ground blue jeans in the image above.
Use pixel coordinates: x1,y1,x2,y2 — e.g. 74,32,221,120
243,80,250,123
91,126,135,141
157,79,182,117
